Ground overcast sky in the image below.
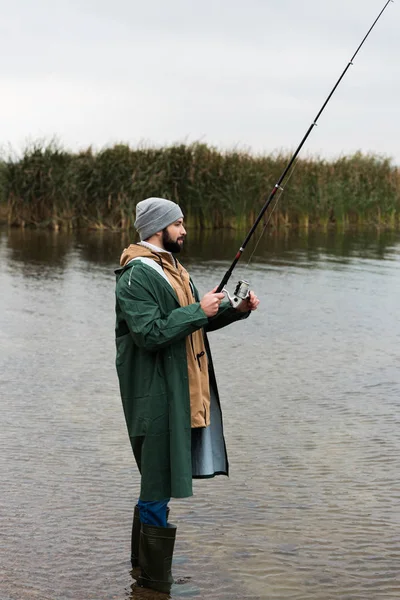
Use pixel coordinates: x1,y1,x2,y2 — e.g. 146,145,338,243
1,0,399,163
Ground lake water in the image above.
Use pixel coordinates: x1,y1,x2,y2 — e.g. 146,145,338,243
1,226,400,600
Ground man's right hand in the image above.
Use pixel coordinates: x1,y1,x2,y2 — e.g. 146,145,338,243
200,287,225,317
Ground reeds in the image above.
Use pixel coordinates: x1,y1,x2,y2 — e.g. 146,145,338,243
1,142,399,230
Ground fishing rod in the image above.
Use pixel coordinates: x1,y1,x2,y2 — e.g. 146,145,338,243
218,0,393,304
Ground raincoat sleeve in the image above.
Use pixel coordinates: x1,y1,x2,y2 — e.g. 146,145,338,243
116,269,209,351
204,299,250,332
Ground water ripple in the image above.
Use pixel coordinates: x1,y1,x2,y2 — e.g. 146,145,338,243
1,230,400,599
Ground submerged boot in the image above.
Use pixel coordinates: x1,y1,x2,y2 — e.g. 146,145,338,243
131,504,169,569
138,522,177,594
130,505,141,568
131,505,170,569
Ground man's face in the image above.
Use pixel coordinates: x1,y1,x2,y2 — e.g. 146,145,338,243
162,218,186,253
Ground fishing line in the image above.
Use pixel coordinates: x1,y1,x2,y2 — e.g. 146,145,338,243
216,0,393,298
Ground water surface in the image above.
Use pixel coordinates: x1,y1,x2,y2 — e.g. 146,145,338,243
1,227,400,600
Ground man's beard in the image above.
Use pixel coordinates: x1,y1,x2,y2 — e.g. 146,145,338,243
162,228,183,253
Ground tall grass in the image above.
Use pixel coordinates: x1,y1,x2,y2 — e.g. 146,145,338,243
1,142,399,230
0,158,8,223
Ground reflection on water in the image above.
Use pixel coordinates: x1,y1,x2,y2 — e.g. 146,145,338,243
1,226,400,600
4,226,400,271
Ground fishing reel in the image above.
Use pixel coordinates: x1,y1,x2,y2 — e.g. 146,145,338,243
223,279,250,308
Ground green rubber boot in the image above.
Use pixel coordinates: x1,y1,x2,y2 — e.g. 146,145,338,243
131,505,170,569
130,505,141,568
138,522,177,594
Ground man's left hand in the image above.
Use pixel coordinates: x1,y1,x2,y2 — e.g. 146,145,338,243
236,291,260,312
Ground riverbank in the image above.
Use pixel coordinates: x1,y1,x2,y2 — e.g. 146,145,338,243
0,203,7,224
1,143,399,230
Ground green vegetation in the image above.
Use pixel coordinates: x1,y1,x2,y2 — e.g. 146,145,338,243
1,142,399,230
0,157,7,223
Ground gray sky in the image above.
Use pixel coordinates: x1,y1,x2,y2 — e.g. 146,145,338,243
1,0,399,162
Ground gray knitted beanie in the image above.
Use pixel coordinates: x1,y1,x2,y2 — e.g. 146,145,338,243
134,197,184,241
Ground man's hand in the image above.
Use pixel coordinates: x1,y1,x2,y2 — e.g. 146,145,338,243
236,290,260,313
200,287,225,317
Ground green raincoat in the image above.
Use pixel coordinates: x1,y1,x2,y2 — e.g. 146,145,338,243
115,257,248,500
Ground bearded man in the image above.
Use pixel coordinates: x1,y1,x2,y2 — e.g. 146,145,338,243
115,197,259,593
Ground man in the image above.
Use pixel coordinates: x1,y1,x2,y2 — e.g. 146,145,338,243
115,197,259,593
